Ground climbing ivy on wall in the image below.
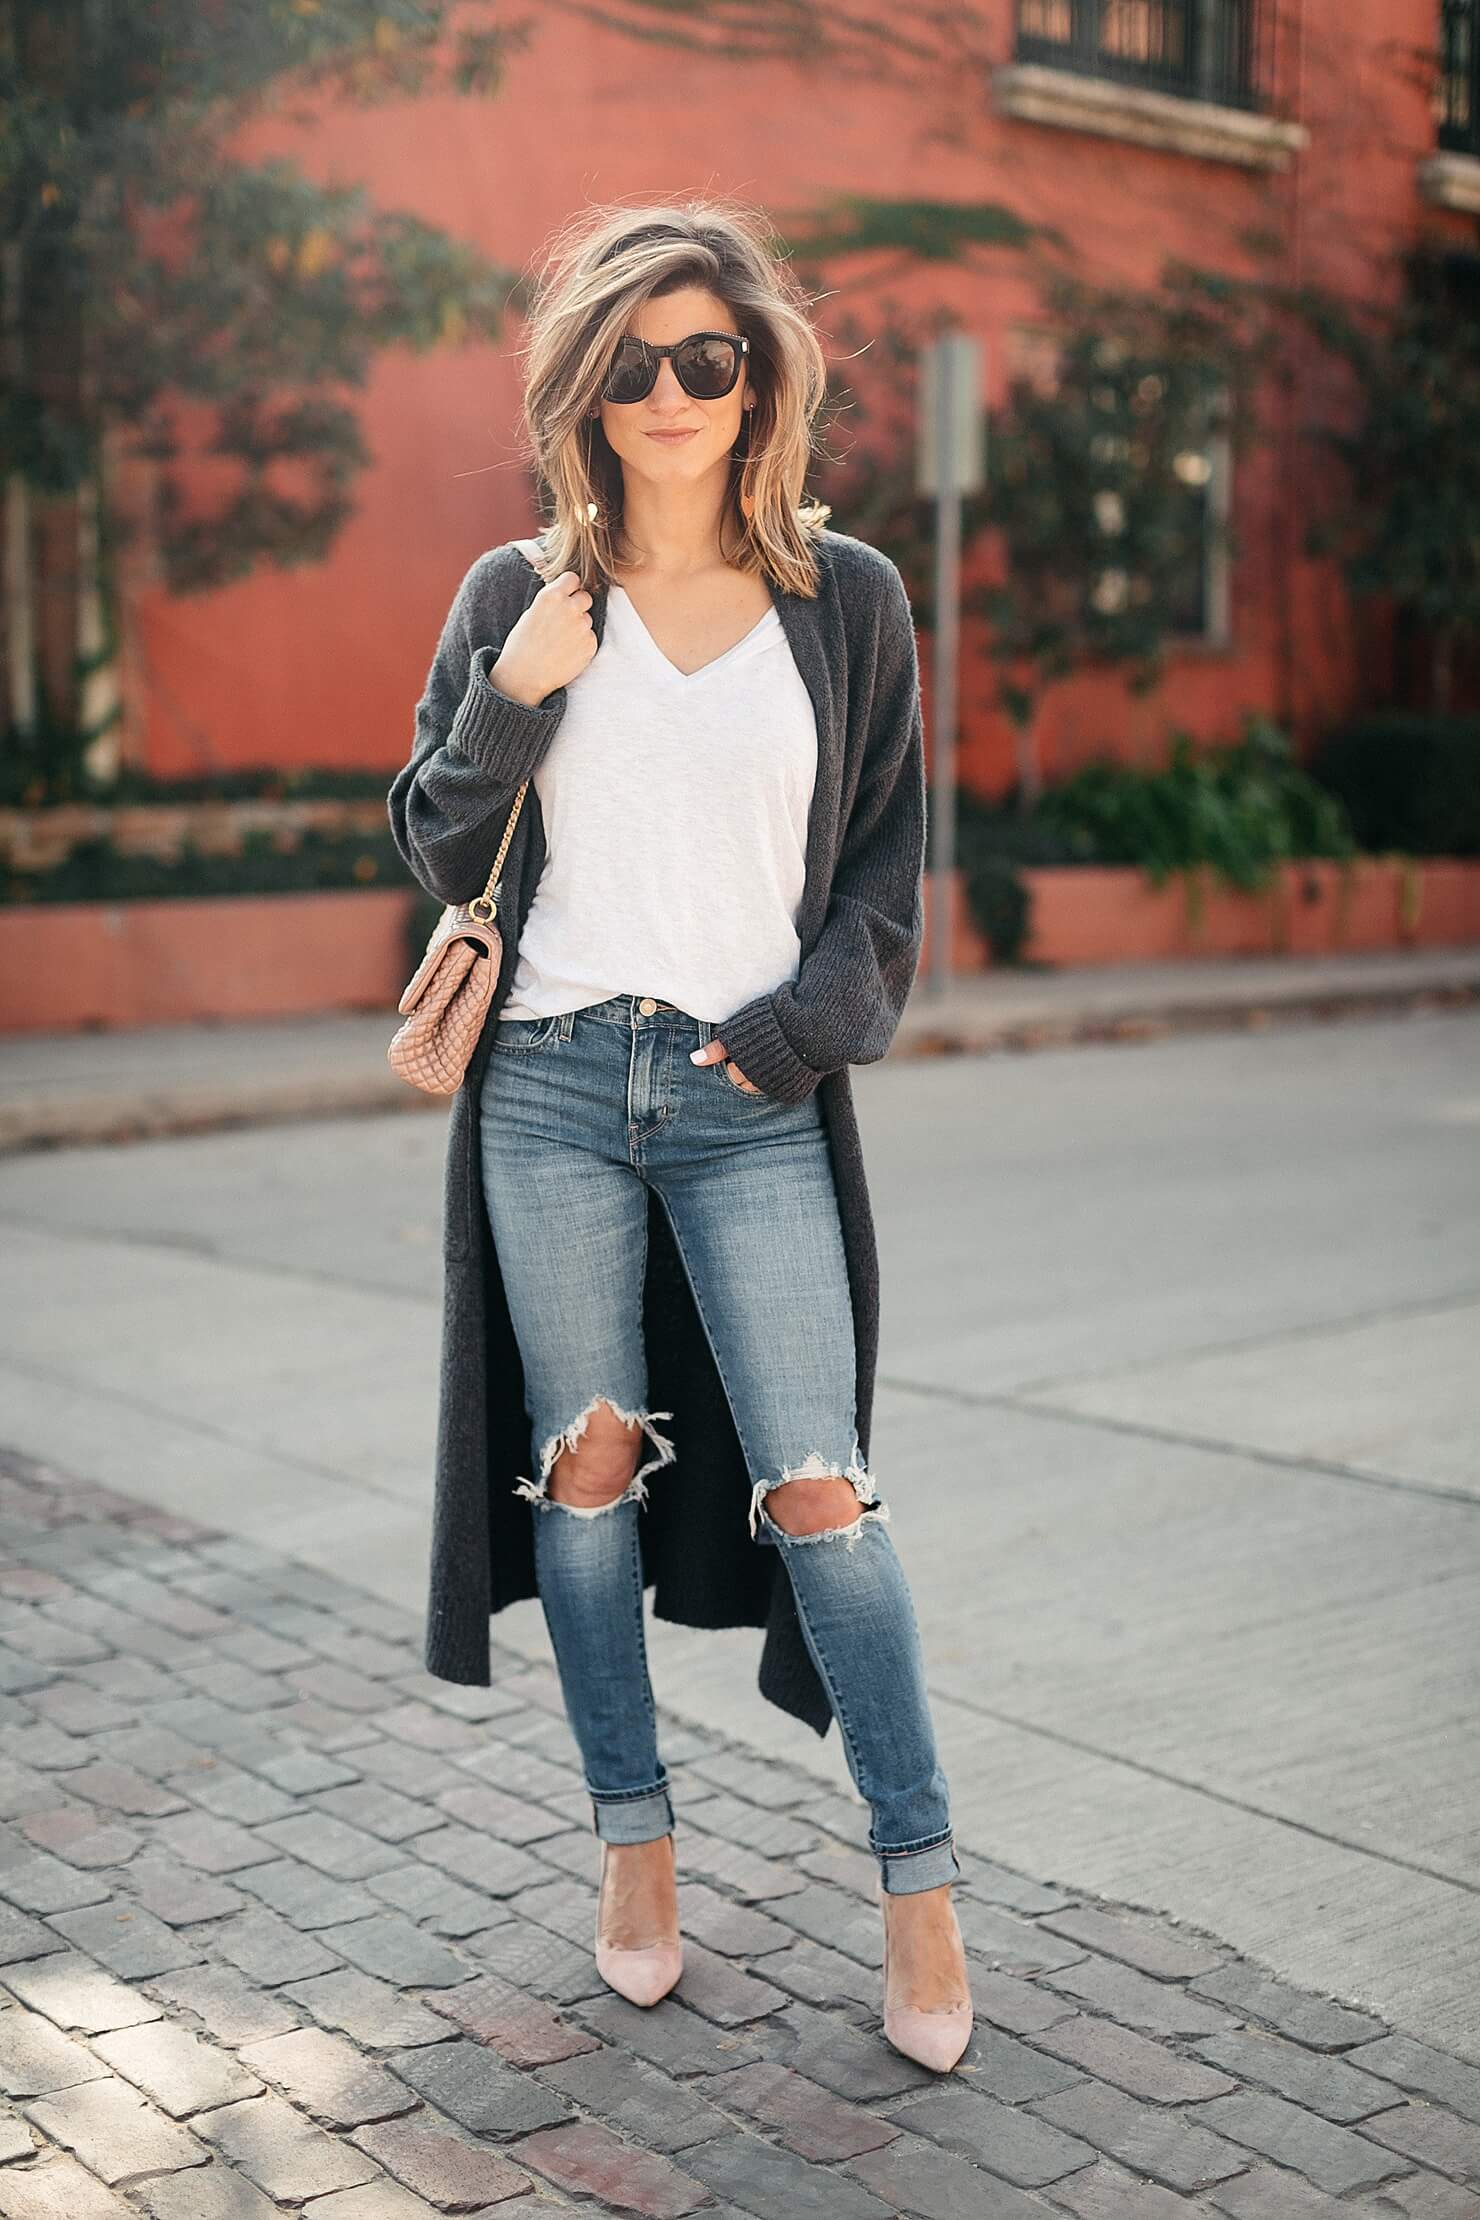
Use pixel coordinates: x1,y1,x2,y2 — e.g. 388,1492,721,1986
1297,245,1480,717
981,264,1273,807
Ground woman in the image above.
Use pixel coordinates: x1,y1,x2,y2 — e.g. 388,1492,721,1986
388,198,973,2072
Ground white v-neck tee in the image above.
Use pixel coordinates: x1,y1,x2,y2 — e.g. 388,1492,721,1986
497,547,819,1024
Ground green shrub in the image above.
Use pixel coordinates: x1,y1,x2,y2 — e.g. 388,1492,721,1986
1035,715,1355,890
0,758,394,808
2,825,404,906
951,715,1357,960
1306,714,1480,857
955,789,1082,962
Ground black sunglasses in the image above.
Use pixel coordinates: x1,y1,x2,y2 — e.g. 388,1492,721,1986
600,329,750,405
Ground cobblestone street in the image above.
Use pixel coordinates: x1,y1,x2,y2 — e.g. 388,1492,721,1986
1,1448,1477,2218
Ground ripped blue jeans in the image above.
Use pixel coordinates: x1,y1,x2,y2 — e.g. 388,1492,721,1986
479,992,960,1895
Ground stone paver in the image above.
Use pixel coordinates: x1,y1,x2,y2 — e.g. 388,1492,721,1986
1042,1951,1240,2037
0,2112,34,2160
299,2186,443,2219
351,2109,537,2207
91,2019,262,2116
1194,2086,1413,2193
1191,1960,1387,2050
146,1963,300,2046
192,2093,381,2200
1050,2155,1208,2217
1348,2034,1480,2124
1194,2024,1402,2122
850,2128,1057,2217
1040,2009,1238,2104
47,1899,203,1980
511,2117,720,2215
135,2166,280,2220
680,2128,896,2217
1348,2099,1480,2181
883,2080,1096,2187
425,1965,600,2066
282,1967,451,2050
3,1448,1480,2220
23,2075,210,2183
210,1909,344,1986
386,2034,574,2135
1029,2078,1253,2191
0,1952,163,2034
553,2044,733,2152
0,2152,136,2219
1350,2178,1480,2218
690,2056,897,2161
0,2004,110,2097
315,1912,471,1989
236,2025,417,2128
1037,1902,1229,1980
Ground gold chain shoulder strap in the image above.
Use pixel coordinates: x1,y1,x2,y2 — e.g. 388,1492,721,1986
466,781,528,924
465,539,552,923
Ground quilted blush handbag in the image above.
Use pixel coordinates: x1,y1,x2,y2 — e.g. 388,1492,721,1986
387,780,529,1097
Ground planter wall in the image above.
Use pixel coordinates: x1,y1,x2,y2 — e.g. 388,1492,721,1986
0,890,415,1033
1018,859,1480,968
3,859,1478,1035
917,868,994,976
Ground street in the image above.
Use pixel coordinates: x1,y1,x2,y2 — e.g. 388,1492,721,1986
2,1006,1477,2070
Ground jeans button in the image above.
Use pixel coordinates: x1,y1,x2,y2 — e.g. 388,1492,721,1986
638,998,657,1015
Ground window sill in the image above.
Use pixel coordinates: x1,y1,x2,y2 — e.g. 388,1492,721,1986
993,62,1307,170
1419,151,1480,214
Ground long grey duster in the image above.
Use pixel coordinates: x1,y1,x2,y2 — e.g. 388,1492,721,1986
387,526,927,1738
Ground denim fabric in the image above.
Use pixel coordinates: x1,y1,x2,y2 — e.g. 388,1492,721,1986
479,991,959,1895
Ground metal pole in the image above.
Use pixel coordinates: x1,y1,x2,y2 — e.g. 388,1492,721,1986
928,344,961,1001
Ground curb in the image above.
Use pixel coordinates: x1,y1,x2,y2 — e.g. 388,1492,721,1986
3,972,1477,1155
0,1074,422,1156
895,975,1480,1061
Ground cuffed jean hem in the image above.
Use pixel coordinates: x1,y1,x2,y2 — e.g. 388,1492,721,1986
589,1782,675,1845
878,1834,962,1896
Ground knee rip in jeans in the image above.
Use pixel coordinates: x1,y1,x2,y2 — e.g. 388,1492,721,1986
512,1394,677,1519
748,1445,891,1551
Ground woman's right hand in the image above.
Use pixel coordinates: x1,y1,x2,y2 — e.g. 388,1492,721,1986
487,571,597,708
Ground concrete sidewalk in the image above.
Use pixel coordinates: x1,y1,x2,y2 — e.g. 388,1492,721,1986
3,946,1477,1153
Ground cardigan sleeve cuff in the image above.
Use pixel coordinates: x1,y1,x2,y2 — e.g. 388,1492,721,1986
714,990,823,1105
448,645,568,785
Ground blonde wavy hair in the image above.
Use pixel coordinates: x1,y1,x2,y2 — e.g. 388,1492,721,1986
514,197,833,600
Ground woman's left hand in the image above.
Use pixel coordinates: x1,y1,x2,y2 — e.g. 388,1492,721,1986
690,1040,764,1095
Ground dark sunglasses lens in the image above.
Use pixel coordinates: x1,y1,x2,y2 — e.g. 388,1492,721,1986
677,336,738,397
604,342,655,403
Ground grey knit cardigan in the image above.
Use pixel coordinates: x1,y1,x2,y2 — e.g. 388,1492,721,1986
387,525,926,1738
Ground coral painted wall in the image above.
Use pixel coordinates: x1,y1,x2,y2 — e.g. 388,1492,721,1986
125,2,1467,800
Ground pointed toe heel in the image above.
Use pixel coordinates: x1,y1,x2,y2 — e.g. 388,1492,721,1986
877,1881,974,2073
883,1995,975,2073
594,1933,684,2007
595,1839,683,2008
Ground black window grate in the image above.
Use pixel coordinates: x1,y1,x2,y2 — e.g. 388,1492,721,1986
1439,0,1478,153
1015,0,1275,112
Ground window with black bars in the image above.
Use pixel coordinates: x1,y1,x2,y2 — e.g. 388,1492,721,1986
1439,0,1478,152
1016,0,1274,111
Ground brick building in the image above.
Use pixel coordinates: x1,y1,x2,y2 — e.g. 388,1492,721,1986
126,2,1475,799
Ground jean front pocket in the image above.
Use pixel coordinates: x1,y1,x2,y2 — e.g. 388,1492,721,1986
716,1056,771,1102
491,1013,561,1053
